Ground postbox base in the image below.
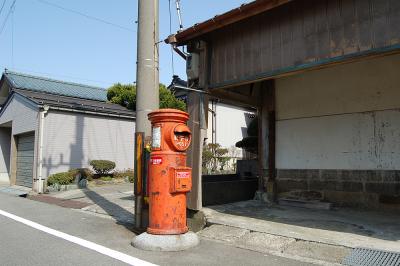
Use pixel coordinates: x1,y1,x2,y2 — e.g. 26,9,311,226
131,231,199,251
147,226,188,235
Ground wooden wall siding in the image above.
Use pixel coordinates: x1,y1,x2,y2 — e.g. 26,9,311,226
207,0,400,88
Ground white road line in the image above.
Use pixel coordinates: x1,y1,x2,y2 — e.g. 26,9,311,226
0,209,157,266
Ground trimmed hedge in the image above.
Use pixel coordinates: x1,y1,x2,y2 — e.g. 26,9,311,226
77,168,94,181
90,160,116,175
113,169,134,183
47,170,78,186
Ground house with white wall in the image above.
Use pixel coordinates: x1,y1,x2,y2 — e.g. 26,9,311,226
168,75,255,158
0,71,135,192
168,0,400,210
207,100,254,151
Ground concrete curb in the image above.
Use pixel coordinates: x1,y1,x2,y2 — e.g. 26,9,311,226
132,231,200,251
202,207,400,253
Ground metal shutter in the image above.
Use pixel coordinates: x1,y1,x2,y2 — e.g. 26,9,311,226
16,133,35,188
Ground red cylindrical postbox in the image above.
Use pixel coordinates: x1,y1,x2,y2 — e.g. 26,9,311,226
147,109,192,235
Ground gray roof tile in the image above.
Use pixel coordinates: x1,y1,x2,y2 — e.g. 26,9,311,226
5,71,107,101
15,89,135,117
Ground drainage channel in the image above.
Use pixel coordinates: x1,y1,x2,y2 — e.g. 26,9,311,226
343,248,400,266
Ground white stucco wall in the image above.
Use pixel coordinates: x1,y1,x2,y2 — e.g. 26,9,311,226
0,95,39,184
275,54,400,170
207,102,253,149
42,111,135,177
0,128,11,183
0,94,39,135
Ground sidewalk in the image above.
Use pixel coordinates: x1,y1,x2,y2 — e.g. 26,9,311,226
47,182,135,225
201,200,400,253
0,183,31,196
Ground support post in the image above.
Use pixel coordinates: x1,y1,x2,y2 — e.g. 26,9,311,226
134,0,159,229
266,80,277,202
186,91,208,210
258,80,277,202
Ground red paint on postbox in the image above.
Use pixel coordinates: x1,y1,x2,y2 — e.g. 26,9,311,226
176,171,190,178
151,156,163,165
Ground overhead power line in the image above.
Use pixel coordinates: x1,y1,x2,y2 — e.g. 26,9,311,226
0,0,15,37
168,0,175,76
0,0,7,16
36,0,134,32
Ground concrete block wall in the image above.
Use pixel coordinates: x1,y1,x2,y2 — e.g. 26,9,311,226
237,159,258,178
277,169,400,207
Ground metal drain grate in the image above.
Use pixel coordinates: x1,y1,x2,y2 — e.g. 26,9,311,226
343,248,400,266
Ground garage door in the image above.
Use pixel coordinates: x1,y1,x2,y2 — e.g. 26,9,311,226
16,133,35,187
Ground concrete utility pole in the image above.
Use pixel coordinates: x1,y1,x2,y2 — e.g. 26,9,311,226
135,0,159,228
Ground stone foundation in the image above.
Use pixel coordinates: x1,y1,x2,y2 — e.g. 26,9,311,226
277,169,400,209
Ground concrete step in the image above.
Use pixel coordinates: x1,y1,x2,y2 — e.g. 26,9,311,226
199,224,350,265
201,207,400,253
278,198,333,210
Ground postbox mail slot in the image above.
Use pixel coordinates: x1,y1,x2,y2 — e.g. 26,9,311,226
171,124,191,151
170,167,192,193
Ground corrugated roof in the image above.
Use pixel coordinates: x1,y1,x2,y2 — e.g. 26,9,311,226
4,70,107,101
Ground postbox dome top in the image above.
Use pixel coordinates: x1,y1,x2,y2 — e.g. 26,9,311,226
148,108,189,123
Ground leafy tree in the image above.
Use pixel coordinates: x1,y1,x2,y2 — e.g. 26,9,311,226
89,160,116,176
159,84,186,110
202,148,214,174
107,83,186,111
202,143,231,174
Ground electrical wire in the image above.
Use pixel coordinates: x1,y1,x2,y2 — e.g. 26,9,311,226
0,0,15,37
11,0,14,67
0,0,7,16
36,0,134,32
168,0,175,76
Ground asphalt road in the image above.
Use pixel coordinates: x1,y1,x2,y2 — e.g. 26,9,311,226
0,192,311,266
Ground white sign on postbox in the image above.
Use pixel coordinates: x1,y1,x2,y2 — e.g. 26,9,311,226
152,126,161,149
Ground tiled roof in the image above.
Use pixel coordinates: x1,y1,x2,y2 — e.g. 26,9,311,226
4,71,107,101
15,89,135,118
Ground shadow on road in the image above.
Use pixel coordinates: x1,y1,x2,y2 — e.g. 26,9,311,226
82,188,135,231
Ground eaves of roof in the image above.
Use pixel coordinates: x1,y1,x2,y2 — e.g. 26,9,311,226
4,70,108,102
14,89,135,119
167,0,292,46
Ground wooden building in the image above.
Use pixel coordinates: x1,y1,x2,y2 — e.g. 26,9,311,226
167,0,400,210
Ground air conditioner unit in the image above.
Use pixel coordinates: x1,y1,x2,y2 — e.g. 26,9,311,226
186,53,199,81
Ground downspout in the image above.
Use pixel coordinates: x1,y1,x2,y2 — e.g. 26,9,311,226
165,34,187,60
37,105,49,193
212,100,217,145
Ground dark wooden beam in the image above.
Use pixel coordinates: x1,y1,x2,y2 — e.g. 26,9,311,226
258,80,277,202
171,0,292,45
210,89,258,107
266,80,276,183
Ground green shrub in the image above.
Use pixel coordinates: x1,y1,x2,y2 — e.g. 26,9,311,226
76,168,94,181
100,176,113,181
90,160,116,175
113,169,134,183
47,170,78,186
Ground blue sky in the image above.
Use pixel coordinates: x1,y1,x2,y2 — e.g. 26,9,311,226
0,0,251,88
